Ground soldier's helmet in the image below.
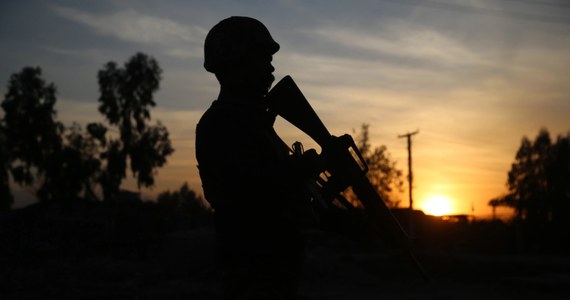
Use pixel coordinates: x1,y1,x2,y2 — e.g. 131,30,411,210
204,16,280,74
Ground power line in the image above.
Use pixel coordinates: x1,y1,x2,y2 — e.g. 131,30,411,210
398,129,419,241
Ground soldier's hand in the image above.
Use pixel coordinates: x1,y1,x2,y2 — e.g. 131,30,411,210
299,148,325,177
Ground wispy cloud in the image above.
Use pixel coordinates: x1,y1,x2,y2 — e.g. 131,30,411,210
274,21,503,102
164,48,202,59
302,23,489,68
52,5,207,45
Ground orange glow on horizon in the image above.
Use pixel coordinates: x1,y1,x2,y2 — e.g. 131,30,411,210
420,194,454,216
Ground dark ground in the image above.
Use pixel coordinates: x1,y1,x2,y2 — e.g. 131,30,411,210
2,226,570,300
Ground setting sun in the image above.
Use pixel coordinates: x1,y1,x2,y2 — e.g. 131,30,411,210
422,195,453,216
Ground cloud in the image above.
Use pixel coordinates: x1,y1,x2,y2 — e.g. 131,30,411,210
273,21,504,104
52,5,207,45
301,23,490,69
164,48,202,59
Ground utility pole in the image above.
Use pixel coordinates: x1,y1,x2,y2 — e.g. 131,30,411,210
398,130,419,242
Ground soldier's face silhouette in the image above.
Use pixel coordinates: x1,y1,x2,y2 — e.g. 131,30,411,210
241,47,275,96
220,46,275,98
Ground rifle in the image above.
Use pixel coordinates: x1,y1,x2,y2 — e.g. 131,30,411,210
266,75,429,282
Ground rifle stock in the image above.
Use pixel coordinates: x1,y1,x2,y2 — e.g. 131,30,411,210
267,76,429,282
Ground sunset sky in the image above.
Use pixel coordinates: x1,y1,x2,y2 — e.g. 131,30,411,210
1,0,569,218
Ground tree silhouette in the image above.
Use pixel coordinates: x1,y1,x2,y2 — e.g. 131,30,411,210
156,182,211,230
1,53,174,208
506,129,555,223
96,52,174,202
1,67,107,208
492,128,570,251
0,125,12,210
157,182,208,214
550,133,570,232
488,197,503,221
345,124,404,207
1,67,64,205
45,123,103,203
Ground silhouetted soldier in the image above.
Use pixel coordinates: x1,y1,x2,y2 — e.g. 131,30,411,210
196,16,315,300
